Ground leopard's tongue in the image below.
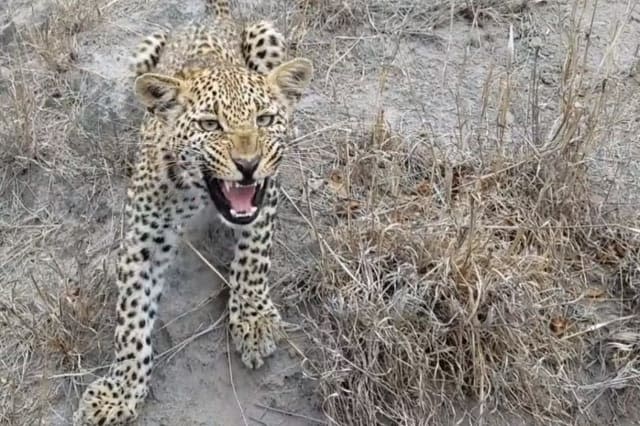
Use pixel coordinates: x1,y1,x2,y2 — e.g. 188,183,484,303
221,183,256,213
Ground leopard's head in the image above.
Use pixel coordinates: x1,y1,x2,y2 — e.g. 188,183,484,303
134,59,313,225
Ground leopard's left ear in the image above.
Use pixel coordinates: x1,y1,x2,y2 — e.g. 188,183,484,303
134,73,186,120
267,58,313,106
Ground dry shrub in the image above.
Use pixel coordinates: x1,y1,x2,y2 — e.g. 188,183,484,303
0,256,115,423
24,0,103,72
0,1,127,422
0,0,127,201
284,3,640,425
295,115,640,425
291,0,536,40
310,122,638,424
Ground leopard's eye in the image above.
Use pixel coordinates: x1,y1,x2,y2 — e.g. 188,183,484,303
197,119,222,132
256,114,275,128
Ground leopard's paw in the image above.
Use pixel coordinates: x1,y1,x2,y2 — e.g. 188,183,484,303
73,376,143,425
230,306,282,369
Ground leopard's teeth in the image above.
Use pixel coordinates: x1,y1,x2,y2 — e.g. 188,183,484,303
230,207,258,217
223,180,258,189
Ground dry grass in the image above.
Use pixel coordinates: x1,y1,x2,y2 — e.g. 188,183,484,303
290,0,537,44
0,1,129,424
288,117,640,423
25,0,103,72
0,261,115,423
1,0,640,425
279,1,640,425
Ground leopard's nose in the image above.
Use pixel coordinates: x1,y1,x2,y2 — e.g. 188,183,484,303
233,157,260,181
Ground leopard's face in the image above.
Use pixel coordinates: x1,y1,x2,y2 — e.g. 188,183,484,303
135,59,312,225
178,69,289,225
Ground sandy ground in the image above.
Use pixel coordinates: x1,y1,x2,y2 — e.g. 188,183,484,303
2,0,640,425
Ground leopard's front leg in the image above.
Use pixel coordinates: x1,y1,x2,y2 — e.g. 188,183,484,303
74,152,202,425
228,180,282,369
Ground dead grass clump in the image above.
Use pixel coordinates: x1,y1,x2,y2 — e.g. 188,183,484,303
0,62,132,213
24,0,103,72
295,0,361,32
0,257,115,423
293,111,639,424
0,67,39,185
285,4,640,423
0,1,129,422
292,0,539,40
0,0,127,204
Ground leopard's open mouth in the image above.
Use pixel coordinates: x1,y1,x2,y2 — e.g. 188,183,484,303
203,170,268,225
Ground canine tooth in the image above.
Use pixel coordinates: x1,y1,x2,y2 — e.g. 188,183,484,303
223,181,231,191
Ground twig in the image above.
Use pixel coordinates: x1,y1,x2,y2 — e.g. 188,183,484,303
157,313,226,362
248,416,268,426
184,239,232,287
227,328,249,426
159,288,223,331
254,403,327,425
281,188,363,287
324,36,363,86
561,315,637,341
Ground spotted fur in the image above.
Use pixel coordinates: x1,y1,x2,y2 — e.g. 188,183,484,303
242,20,287,75
130,32,167,76
73,1,312,424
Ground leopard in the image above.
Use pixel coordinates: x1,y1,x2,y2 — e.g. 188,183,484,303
73,1,313,424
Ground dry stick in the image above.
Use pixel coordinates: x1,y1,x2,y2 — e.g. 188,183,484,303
99,0,122,13
188,212,321,371
227,328,249,426
254,402,327,425
142,240,230,363
156,313,226,363
158,288,223,331
184,238,293,327
324,36,363,87
560,315,636,341
621,226,640,234
289,122,350,148
184,239,232,287
296,154,326,262
49,367,112,379
154,232,311,367
281,188,363,287
247,417,268,426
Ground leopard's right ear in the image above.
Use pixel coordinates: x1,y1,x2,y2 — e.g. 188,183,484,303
134,73,185,119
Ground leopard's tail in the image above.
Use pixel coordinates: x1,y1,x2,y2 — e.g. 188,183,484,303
205,0,231,19
130,32,168,77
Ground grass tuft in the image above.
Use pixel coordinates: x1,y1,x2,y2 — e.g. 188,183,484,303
280,1,640,424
